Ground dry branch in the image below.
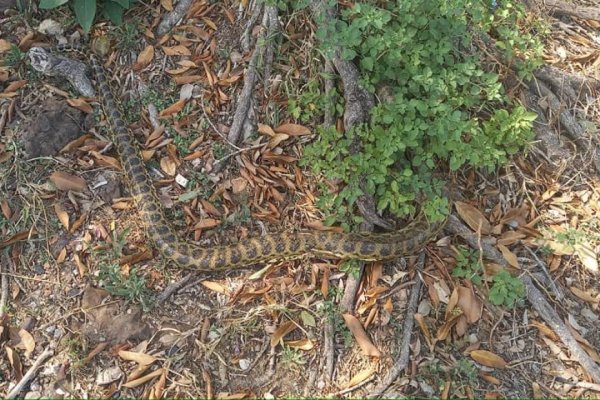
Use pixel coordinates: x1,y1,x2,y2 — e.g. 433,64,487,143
367,255,425,398
6,349,54,398
543,0,600,22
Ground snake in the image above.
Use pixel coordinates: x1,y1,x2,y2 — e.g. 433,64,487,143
28,44,446,271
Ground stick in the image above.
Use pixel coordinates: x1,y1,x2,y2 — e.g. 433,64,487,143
368,254,425,398
6,349,54,398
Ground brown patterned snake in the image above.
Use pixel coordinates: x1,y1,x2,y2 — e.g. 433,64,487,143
28,44,446,271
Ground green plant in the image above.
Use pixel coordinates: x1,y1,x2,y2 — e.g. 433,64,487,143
452,246,483,285
280,345,306,368
555,227,586,247
0,44,25,67
39,0,136,32
98,263,153,311
339,258,360,278
109,20,140,50
489,270,525,307
452,358,478,386
302,0,540,227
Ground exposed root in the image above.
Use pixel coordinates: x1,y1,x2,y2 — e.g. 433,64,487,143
156,0,194,37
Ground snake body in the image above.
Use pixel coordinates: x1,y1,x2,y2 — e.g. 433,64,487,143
31,44,445,271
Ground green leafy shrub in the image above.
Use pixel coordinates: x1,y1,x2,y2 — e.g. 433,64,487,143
303,0,541,225
489,270,525,307
39,0,135,32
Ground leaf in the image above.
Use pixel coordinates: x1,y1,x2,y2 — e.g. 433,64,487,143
49,171,87,191
18,329,36,357
162,45,192,56
123,367,164,388
455,201,492,234
574,243,599,274
160,156,177,176
270,320,297,347
67,98,93,113
39,0,68,9
470,349,507,369
285,338,314,350
342,313,381,357
5,346,23,381
159,99,186,117
103,0,125,25
497,243,519,268
73,0,97,33
134,45,155,71
457,285,482,324
346,365,376,388
201,280,227,294
118,350,156,366
274,123,311,136
54,203,70,230
0,39,12,52
300,310,316,327
1,200,12,219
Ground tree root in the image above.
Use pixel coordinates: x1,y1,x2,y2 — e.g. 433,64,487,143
542,0,600,22
446,214,600,384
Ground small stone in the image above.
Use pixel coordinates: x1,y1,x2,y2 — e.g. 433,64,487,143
175,174,188,188
96,366,123,386
37,19,64,36
238,359,250,370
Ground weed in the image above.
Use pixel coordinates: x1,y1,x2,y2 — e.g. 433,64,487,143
302,0,540,226
98,263,154,311
173,134,192,157
0,44,25,67
452,358,478,387
452,246,483,285
339,258,360,279
110,20,141,50
279,346,306,369
489,270,525,308
555,227,586,247
212,142,227,160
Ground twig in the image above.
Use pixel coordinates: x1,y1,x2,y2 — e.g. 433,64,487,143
0,252,9,319
523,246,563,301
155,272,195,305
6,349,54,398
523,275,600,383
334,375,377,396
323,312,335,381
368,254,425,398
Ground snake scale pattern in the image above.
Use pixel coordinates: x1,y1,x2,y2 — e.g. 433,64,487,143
35,44,445,271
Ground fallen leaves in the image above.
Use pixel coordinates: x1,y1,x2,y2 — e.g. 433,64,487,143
469,349,507,369
342,314,381,357
49,171,87,192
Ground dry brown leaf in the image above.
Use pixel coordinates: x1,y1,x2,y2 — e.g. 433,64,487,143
346,365,376,388
159,98,187,117
89,151,121,169
268,133,290,149
497,244,519,268
481,374,501,385
134,45,155,71
123,367,164,388
1,200,12,219
194,218,220,230
257,123,276,136
118,350,156,366
531,320,559,341
50,171,87,191
162,45,191,56
436,312,463,341
3,80,27,93
160,156,177,176
160,0,173,10
455,201,491,234
0,39,12,52
274,123,311,136
18,329,36,357
342,314,381,357
470,349,507,369
0,229,37,249
54,203,70,230
271,320,297,347
285,339,314,350
67,97,93,113
574,243,599,274
201,280,227,294
5,346,23,381
569,286,599,304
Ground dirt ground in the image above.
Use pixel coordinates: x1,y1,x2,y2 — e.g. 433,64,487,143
1,1,600,398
